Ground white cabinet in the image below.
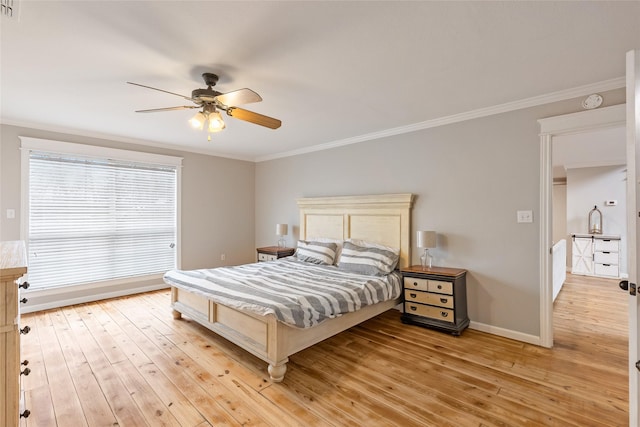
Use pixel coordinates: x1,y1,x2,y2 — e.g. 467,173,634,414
571,234,620,278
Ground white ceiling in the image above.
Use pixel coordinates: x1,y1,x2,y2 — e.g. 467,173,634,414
1,1,639,162
553,126,626,179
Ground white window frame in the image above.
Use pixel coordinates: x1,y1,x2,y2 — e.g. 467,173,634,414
20,137,182,298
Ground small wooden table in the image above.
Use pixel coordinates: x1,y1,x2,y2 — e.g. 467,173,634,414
400,265,469,335
256,246,295,262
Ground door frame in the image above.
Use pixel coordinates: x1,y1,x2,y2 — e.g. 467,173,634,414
538,103,626,347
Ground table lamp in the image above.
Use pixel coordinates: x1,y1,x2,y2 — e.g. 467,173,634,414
417,230,436,269
276,224,288,248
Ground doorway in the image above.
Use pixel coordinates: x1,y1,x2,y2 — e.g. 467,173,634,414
539,104,626,347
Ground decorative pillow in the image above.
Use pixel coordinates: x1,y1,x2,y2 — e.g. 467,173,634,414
338,240,400,276
311,237,344,265
296,240,338,265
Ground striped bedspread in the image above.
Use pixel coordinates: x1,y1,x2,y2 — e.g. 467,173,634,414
163,257,402,328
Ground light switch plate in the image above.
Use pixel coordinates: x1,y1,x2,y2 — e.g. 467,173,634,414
517,210,533,223
6,209,15,219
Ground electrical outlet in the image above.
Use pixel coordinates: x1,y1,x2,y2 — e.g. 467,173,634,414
6,209,15,219
517,210,533,223
220,253,226,261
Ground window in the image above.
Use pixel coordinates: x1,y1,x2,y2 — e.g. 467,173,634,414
21,138,181,290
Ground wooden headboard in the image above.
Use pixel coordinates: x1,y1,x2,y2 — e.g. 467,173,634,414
296,193,414,268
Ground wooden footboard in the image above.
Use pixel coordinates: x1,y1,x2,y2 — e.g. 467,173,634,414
171,193,412,382
171,286,400,382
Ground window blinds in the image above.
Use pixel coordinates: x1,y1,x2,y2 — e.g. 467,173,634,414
27,151,177,290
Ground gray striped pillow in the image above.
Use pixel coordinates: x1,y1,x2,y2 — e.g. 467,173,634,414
337,241,399,276
296,240,338,265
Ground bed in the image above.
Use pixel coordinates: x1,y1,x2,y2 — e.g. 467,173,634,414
166,193,414,381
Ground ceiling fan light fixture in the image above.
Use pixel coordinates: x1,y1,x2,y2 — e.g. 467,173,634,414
207,110,226,133
189,111,206,130
129,72,280,136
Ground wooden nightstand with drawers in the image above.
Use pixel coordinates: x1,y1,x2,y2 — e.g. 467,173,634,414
256,246,295,262
400,265,469,335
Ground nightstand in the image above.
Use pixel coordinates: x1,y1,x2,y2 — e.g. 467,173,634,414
400,265,469,335
256,246,295,262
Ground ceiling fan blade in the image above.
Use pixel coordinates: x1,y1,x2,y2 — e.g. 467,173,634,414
226,107,281,129
215,88,262,107
135,106,198,113
127,82,194,101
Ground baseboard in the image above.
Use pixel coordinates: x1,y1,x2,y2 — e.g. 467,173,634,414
20,283,169,314
469,320,542,346
20,285,543,347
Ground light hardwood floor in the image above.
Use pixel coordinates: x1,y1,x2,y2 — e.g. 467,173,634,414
19,274,627,426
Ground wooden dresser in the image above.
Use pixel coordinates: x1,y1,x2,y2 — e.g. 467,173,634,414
1,241,30,425
400,265,469,335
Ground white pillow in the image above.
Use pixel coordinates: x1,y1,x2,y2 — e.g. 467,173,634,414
296,240,338,265
312,237,344,265
338,240,400,276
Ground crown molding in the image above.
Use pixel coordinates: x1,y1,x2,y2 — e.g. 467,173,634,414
1,76,625,164
0,118,256,162
256,76,625,162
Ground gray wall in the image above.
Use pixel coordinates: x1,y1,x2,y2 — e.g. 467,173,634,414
255,93,625,338
1,124,256,308
0,88,626,339
553,184,568,245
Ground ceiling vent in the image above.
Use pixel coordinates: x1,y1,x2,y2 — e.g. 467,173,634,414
1,0,19,18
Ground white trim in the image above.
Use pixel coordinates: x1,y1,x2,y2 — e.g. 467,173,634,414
538,103,627,349
21,273,164,298
257,77,626,162
20,283,169,314
626,48,640,427
563,159,626,170
1,118,256,162
19,136,183,166
2,77,624,163
539,133,553,348
19,137,182,290
469,321,541,346
539,103,626,135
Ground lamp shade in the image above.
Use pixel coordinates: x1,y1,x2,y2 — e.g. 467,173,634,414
276,224,288,236
207,111,226,132
189,112,206,130
417,231,436,248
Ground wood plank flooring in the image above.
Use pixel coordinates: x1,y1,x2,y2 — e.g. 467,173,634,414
19,273,628,426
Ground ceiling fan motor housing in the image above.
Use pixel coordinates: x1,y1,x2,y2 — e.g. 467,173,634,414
192,88,222,104
202,72,219,87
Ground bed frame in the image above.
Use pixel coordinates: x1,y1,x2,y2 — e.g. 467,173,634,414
171,193,414,381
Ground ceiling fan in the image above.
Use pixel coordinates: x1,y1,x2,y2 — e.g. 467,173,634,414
127,73,281,138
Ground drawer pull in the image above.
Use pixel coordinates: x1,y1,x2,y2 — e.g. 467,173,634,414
441,311,449,318
410,293,417,299
437,284,443,290
21,410,30,419
412,281,418,286
603,264,611,267
20,297,28,304
20,325,30,335
21,367,31,376
440,298,448,304
22,359,29,366
602,251,610,254
19,281,30,289
410,306,417,311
